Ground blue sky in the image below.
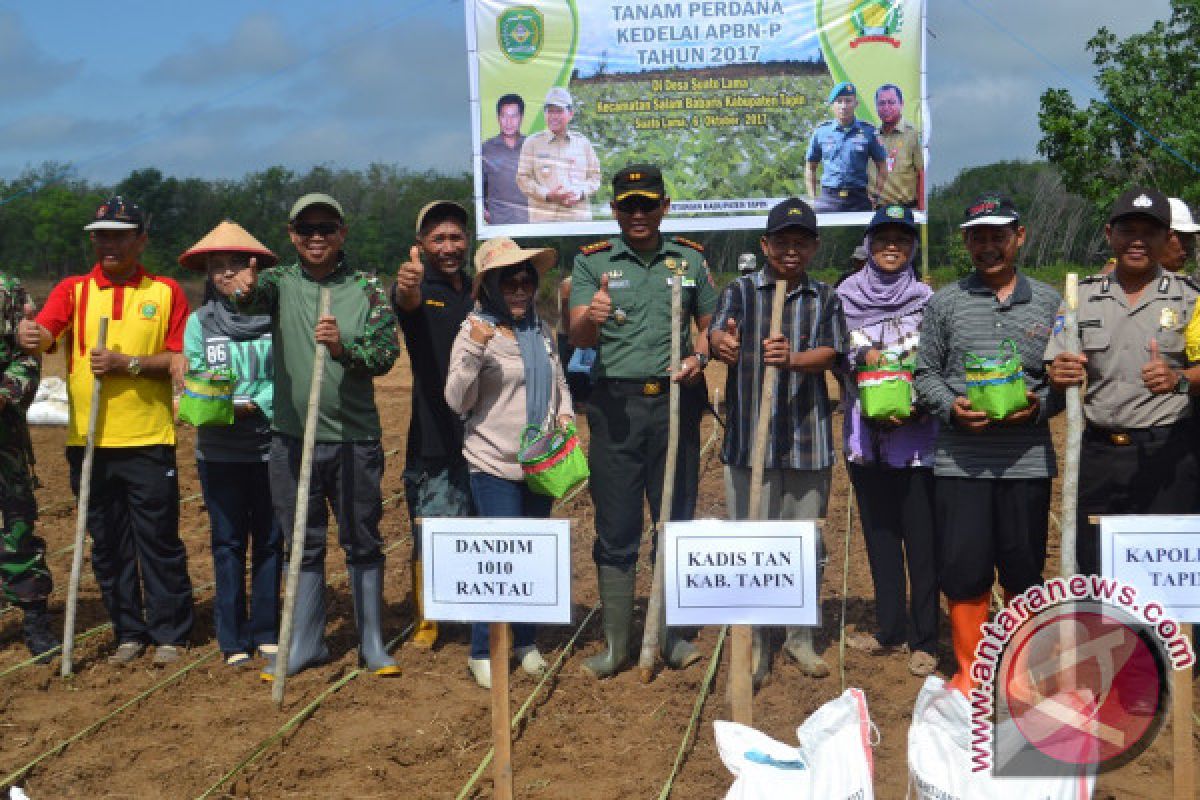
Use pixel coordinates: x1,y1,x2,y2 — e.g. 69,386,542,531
0,0,1173,189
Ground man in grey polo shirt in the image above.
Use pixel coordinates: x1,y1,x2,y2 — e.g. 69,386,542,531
914,194,1061,696
481,93,529,225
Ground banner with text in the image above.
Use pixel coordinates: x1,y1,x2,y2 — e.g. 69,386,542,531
421,517,572,624
467,0,928,238
1100,515,1200,625
664,519,819,626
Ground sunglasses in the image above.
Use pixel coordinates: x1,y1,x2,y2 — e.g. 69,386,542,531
292,221,342,237
500,274,536,291
615,196,662,214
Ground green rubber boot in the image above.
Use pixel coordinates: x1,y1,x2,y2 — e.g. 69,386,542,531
581,566,635,679
661,624,702,670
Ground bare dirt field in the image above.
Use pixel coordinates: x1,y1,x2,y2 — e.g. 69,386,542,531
1,328,1195,799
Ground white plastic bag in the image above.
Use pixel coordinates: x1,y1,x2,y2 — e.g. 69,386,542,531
908,676,1094,800
716,688,875,800
25,400,68,426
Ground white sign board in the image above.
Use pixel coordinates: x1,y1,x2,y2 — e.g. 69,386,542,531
664,519,819,627
1100,515,1200,624
421,517,572,625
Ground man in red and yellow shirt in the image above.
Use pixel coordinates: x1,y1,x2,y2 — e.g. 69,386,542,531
19,196,195,666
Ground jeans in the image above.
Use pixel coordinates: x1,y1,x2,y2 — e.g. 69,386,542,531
468,471,553,659
197,460,282,655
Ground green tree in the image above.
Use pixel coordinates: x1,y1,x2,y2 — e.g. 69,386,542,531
1037,0,1200,211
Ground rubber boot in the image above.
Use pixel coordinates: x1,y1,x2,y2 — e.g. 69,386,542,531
947,593,991,696
22,601,59,665
349,563,401,676
751,627,770,689
260,568,330,682
410,559,438,650
661,623,702,670
581,566,634,679
783,626,830,678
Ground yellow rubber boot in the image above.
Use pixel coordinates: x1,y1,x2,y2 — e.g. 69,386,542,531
411,560,438,650
947,594,990,696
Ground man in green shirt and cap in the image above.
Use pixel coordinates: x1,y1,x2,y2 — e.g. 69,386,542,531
569,164,717,678
229,192,402,681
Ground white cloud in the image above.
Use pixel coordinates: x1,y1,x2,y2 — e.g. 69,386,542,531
150,13,295,86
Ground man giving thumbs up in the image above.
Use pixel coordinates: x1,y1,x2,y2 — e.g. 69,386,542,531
392,200,475,650
568,164,716,679
1046,187,1200,575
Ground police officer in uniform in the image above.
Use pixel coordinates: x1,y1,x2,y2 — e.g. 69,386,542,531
805,82,889,213
569,164,717,679
1047,187,1200,575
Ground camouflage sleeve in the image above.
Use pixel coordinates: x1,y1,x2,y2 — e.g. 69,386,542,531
0,348,39,409
232,265,282,316
336,274,400,376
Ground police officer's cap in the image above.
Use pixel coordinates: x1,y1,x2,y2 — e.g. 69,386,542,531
613,164,665,202
1108,187,1171,229
827,82,857,103
764,197,818,236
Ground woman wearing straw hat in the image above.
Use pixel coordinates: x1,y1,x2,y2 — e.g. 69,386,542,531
179,221,282,669
444,237,574,688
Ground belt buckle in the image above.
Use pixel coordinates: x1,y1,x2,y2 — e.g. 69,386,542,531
838,189,850,198
1110,432,1131,446
643,381,662,397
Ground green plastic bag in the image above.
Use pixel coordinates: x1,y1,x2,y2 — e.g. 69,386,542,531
964,339,1029,420
178,369,236,427
519,422,590,498
856,352,913,420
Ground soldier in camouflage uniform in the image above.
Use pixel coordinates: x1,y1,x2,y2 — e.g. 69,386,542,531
0,271,58,661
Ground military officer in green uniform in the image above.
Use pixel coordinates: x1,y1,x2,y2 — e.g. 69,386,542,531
569,164,717,679
1,271,58,661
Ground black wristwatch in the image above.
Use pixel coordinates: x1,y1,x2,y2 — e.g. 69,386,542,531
1175,373,1190,395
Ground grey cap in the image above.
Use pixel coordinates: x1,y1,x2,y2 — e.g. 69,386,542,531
544,86,573,108
289,193,344,222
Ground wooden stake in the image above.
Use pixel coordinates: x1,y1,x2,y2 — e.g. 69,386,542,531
1172,624,1194,800
1061,273,1082,576
273,288,331,707
731,278,789,725
638,275,683,682
490,622,514,800
62,316,108,678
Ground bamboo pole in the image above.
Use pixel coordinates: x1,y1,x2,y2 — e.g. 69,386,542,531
1061,273,1081,577
273,288,331,706
638,275,683,682
731,279,789,725
1172,626,1195,800
62,317,108,677
489,622,514,800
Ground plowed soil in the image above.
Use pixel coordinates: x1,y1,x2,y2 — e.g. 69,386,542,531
1,313,1194,799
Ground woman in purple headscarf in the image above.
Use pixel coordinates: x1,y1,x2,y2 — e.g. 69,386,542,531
836,205,939,677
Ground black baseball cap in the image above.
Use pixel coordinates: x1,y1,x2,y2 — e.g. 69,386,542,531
84,196,145,232
764,197,818,236
1108,187,1171,228
960,193,1020,229
866,204,917,234
613,164,664,202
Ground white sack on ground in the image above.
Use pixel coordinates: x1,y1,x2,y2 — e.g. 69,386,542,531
716,687,875,799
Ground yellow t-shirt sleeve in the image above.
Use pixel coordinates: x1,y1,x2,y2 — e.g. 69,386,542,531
1185,297,1200,364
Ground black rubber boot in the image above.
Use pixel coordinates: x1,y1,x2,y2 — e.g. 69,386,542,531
349,563,400,676
22,601,59,665
581,566,635,679
261,568,329,681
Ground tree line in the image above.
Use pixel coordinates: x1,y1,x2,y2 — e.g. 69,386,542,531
0,159,1116,282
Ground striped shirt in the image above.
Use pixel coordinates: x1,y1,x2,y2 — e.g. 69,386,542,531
712,270,848,470
914,272,1061,479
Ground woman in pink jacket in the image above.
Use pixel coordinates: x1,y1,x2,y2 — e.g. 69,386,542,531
444,237,574,688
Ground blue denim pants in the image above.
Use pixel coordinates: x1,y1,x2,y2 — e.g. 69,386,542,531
468,471,553,660
197,460,282,655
